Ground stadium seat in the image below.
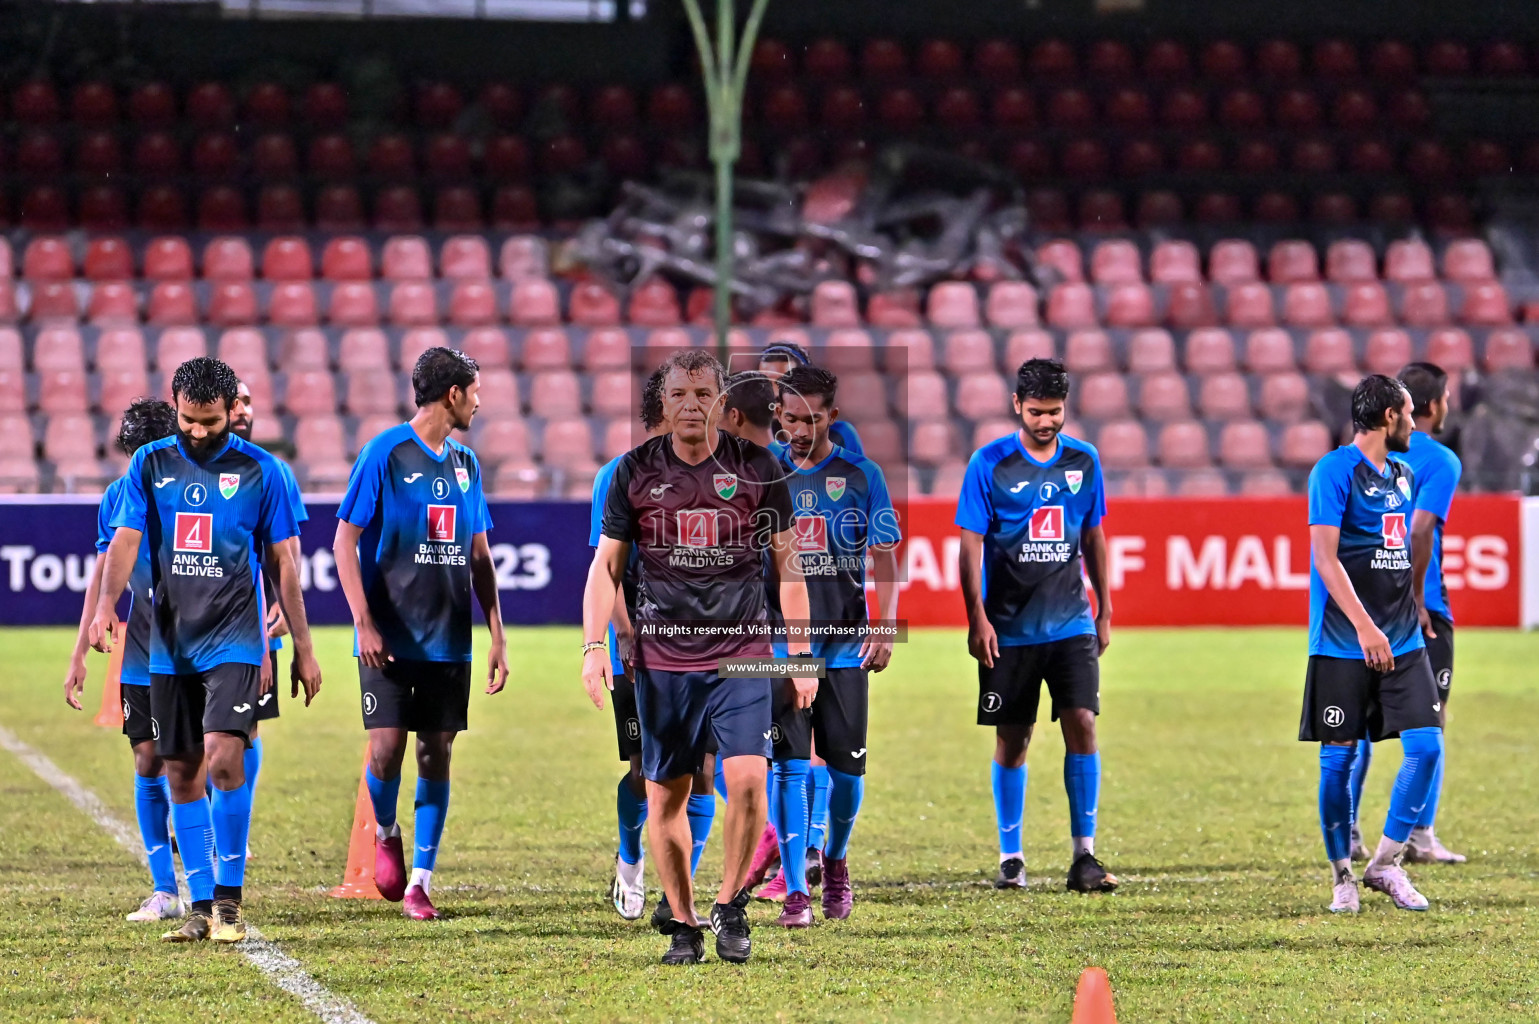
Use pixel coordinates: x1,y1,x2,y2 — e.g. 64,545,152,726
1209,240,1260,284
337,328,388,373
808,281,860,327
1096,420,1150,469
399,327,450,371
1064,329,1115,373
80,187,130,232
1171,468,1228,496
955,373,1010,421
1343,283,1393,327
1364,328,1414,375
943,330,996,375
343,370,400,417
983,282,1038,328
562,281,617,328
541,417,595,468
1127,328,1176,373
320,237,371,281
433,187,483,231
1076,372,1130,420
83,238,133,282
218,327,272,374
589,371,634,419
1239,469,1293,495
315,186,365,231
511,279,562,326
1460,282,1512,325
1105,284,1156,327
1225,283,1275,327
44,413,99,463
294,416,347,465
262,237,314,280
1137,372,1192,422
1157,420,1211,468
1442,239,1495,282
268,282,319,327
895,372,948,421
382,236,433,280
627,279,681,327
440,236,492,280
836,372,889,420
1194,372,1250,421
866,291,922,328
449,282,498,327
282,371,337,416
1091,240,1143,284
927,282,981,328
1165,283,1218,329
1218,420,1273,469
581,327,631,371
252,133,298,179
37,369,90,414
203,237,254,281
1005,329,1056,368
388,282,439,327
452,327,506,371
374,187,423,232
1181,327,1234,374
1385,239,1436,282
1400,281,1450,326
1047,283,1098,329
308,135,357,179
1302,328,1356,375
95,327,148,374
910,421,957,467
529,370,583,418
1483,327,1535,371
1149,241,1201,284
33,326,84,372
22,237,73,281
28,282,79,322
1282,284,1333,328
1280,420,1332,467
1035,240,1083,283
87,282,138,325
1425,327,1475,371
520,327,573,371
322,282,376,327
147,283,198,326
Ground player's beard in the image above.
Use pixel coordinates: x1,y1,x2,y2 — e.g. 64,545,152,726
1387,419,1412,453
230,416,252,441
179,424,230,461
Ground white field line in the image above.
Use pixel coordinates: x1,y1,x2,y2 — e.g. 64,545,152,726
0,722,376,1024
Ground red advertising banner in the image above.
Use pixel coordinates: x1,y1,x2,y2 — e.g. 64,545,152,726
894,495,1522,628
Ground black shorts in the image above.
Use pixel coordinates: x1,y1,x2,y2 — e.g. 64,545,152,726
771,679,812,762
772,668,871,776
1426,613,1454,699
122,683,155,747
255,649,281,722
978,636,1100,727
359,659,472,733
1298,648,1442,744
149,663,262,758
612,674,642,760
634,668,772,783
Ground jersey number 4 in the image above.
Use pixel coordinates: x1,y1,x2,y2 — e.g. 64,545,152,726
1028,505,1064,542
427,504,457,542
174,512,213,553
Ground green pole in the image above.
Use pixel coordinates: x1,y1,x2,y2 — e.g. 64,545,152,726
680,0,769,362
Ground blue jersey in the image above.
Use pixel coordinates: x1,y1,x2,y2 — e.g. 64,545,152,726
97,475,154,686
263,457,309,653
828,421,863,456
955,432,1107,647
337,423,492,663
590,454,638,679
1401,430,1461,622
775,445,901,667
1307,445,1425,659
111,434,301,674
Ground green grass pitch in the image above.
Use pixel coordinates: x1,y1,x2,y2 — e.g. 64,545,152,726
2,625,1537,1022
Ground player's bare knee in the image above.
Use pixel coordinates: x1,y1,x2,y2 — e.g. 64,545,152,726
415,731,456,780
1060,709,1097,754
994,725,1031,767
131,741,162,778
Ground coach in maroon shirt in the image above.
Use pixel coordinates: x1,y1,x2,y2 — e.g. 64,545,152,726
582,349,815,965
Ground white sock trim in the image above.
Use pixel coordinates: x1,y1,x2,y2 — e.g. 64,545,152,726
617,855,644,888
1073,836,1095,857
409,867,433,895
375,821,401,841
999,850,1024,863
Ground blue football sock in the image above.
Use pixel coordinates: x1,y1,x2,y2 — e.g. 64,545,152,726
1417,747,1445,829
1064,752,1101,842
807,764,831,853
210,783,252,887
134,774,176,894
687,794,715,876
991,760,1027,856
365,767,401,830
171,798,215,904
825,767,865,861
1348,739,1373,824
713,759,727,800
243,736,263,799
1384,727,1443,844
1318,744,1355,862
413,778,451,871
772,759,811,895
616,778,647,866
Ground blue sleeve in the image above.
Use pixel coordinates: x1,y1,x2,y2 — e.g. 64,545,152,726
1413,451,1458,523
954,450,994,534
832,421,864,456
109,449,149,532
590,459,617,547
257,459,301,545
471,457,493,534
1308,456,1349,527
337,444,386,528
1085,451,1107,528
96,486,117,553
863,463,903,546
282,461,309,524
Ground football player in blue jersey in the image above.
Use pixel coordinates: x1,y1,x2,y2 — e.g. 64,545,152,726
1345,363,1467,867
956,358,1118,894
1303,374,1444,913
768,365,901,925
758,341,864,455
65,398,184,924
334,347,509,922
89,357,321,944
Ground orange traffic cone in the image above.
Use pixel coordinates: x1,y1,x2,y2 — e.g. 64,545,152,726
93,639,125,728
1071,967,1117,1024
329,744,384,899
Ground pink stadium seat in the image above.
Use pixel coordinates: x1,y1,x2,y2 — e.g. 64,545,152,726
1282,283,1333,328
398,328,449,371
1460,282,1512,325
381,237,432,281
476,369,521,413
199,282,253,328
455,327,508,370
1325,240,1378,283
217,327,271,375
1385,239,1436,282
971,418,1017,450
911,421,957,467
0,370,27,414
1209,240,1260,285
1239,469,1292,496
520,327,573,371
983,282,1038,328
529,370,583,418
37,369,90,414
1126,328,1176,374
324,282,378,327
203,237,254,281
866,291,922,328
1149,241,1201,284
94,328,147,374
628,279,681,326
1303,328,1357,375
1035,240,1083,283
1183,327,1236,373
262,237,313,280
926,282,980,328
0,330,18,374
268,282,319,327
87,283,138,326
1172,469,1228,496
1137,372,1192,422
320,238,371,281
44,413,99,462
1442,239,1495,282
1064,329,1115,373
582,328,632,371
1425,327,1475,372
83,238,134,282
1047,283,1098,329
1484,327,1535,371
27,281,79,322
1076,372,1130,419
337,328,388,373
1197,372,1252,420
1343,283,1393,327
343,370,400,417
152,328,208,379
511,279,562,327
1090,240,1143,284
1095,420,1150,469
836,373,889,421
352,415,397,452
1258,372,1311,422
590,371,634,419
389,282,439,327
541,417,595,468
140,239,193,284
278,328,329,371
942,330,995,375
1364,328,1414,375
895,372,948,422
294,415,347,465
1281,420,1332,467
1105,284,1157,327
1400,281,1450,326
1005,329,1055,368
440,236,492,280
1165,283,1217,329
569,281,622,327
954,373,1010,421
810,281,861,327
448,282,498,327
1218,420,1273,469
22,237,73,281
1157,420,1211,468
33,326,84,372
600,418,636,460
1225,283,1275,328
824,329,876,373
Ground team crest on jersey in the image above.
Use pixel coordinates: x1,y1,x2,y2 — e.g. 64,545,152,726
825,476,846,501
1065,470,1083,495
1396,476,1412,499
713,473,738,499
218,473,240,499
455,466,470,493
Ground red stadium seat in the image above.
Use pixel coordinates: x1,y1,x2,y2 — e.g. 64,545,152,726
262,237,314,280
0,242,11,282
1282,283,1334,328
1425,328,1476,372
1138,371,1191,422
327,282,380,327
1029,39,1078,78
490,186,540,231
433,187,483,232
87,282,138,325
398,327,449,371
387,282,438,328
1245,328,1297,373
511,280,562,327
910,421,958,467
1035,240,1084,283
1065,330,1115,373
647,83,697,130
1046,283,1097,329
29,282,80,321
373,187,423,232
1325,240,1378,284
1253,192,1300,224
1256,39,1303,78
1135,190,1183,228
1268,240,1320,283
1313,38,1360,78
1127,328,1177,374
23,237,74,281
308,134,357,179
1157,420,1211,468
1425,40,1471,76
1460,282,1512,325
252,132,298,179
155,327,208,371
1185,328,1238,373
268,282,319,327
206,282,259,327
975,38,1021,81
1258,372,1310,422
520,327,573,371
861,38,908,79
1105,284,1156,327
382,236,433,281
1400,281,1450,326
20,185,71,232
78,186,129,232
1150,241,1201,284
824,329,875,373
1443,239,1496,283
1225,283,1275,327
566,281,619,327
320,237,371,281
137,185,190,232
37,369,90,414
440,236,492,281
1197,372,1252,421
146,283,197,326
1280,421,1332,467
33,326,85,371
1484,327,1535,371
926,282,980,327
886,329,936,372
84,238,134,282
448,281,497,327
1209,240,1259,284
1339,283,1392,328
1384,239,1435,283
203,237,254,281
541,417,596,470
1193,192,1243,224
1218,88,1267,129
984,282,1038,328
1218,420,1274,469
76,131,123,175
627,279,681,327
1165,283,1217,329
1274,88,1322,129
1090,240,1143,284
12,80,60,124
1364,328,1414,375
1303,328,1357,375
809,280,860,327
